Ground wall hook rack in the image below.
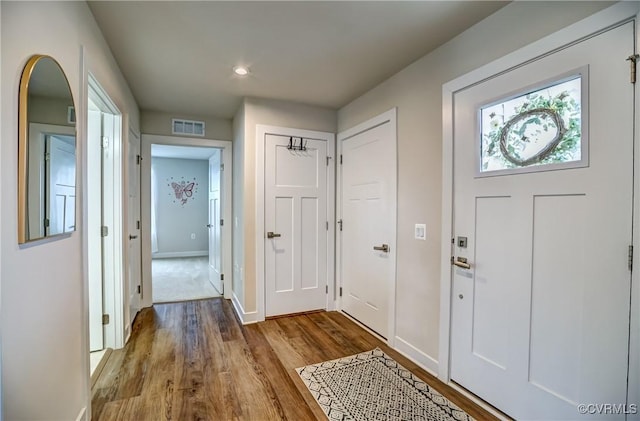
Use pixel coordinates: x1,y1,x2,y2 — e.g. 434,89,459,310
287,136,307,151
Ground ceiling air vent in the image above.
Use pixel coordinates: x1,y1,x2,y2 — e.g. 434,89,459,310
172,118,205,137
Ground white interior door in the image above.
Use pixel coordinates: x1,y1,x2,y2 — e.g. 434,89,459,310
46,135,76,236
127,131,141,328
265,134,328,316
450,22,633,420
208,150,223,294
340,116,396,339
88,107,104,352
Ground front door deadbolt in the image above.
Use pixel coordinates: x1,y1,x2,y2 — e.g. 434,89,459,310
457,236,468,248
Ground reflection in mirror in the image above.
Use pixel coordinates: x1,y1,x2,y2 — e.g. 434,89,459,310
19,55,77,243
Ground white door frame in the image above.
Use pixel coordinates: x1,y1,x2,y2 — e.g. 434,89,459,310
255,125,336,322
84,73,125,350
440,4,640,405
140,134,233,307
336,109,398,346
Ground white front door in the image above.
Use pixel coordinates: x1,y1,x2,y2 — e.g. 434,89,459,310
339,112,396,339
127,131,141,328
208,150,223,294
450,22,633,420
264,134,328,316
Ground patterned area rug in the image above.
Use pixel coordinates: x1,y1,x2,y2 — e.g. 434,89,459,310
296,348,475,421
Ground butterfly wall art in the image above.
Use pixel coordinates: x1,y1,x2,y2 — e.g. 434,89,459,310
167,176,199,205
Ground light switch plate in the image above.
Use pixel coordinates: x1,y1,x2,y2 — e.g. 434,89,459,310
414,224,426,240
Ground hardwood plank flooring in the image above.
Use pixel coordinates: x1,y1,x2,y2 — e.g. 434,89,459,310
91,298,498,421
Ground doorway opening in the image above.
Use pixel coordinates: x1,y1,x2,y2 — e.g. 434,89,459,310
86,74,125,376
145,141,230,303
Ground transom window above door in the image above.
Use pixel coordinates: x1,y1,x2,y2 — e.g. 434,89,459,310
478,71,587,176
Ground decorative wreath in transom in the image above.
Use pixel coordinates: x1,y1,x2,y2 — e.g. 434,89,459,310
498,107,566,167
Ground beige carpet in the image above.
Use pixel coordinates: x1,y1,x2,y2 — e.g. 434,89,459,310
152,257,220,303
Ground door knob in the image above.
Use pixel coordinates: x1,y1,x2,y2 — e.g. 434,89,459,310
267,232,281,239
373,244,390,253
452,257,471,269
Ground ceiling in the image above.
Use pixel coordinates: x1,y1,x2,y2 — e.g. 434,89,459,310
88,1,507,119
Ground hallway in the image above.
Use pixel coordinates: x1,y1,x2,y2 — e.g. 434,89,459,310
90,298,496,421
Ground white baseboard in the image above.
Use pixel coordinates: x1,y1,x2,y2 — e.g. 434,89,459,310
76,407,87,421
152,251,207,259
231,292,258,325
394,336,439,377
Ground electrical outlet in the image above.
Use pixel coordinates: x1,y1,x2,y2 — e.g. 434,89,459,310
414,224,426,240
190,233,196,240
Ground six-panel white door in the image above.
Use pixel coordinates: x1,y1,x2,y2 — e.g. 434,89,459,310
450,22,633,420
340,120,395,338
265,134,328,316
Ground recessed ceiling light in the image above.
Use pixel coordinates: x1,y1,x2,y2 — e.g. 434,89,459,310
233,66,249,76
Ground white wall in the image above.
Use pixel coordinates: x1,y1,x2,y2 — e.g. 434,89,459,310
337,1,611,371
141,110,232,141
233,97,337,314
0,3,4,417
1,2,139,419
152,157,209,257
232,102,246,308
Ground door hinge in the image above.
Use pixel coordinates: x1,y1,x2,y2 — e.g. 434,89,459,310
340,154,343,165
326,221,329,231
44,153,51,161
102,137,109,149
44,218,50,228
221,274,224,281
220,164,225,171
102,314,110,325
136,220,141,230
326,156,332,166
629,245,634,271
326,285,328,294
338,219,343,231
137,285,141,294
627,54,640,84
339,287,343,297
101,226,109,237
136,154,142,165
220,219,224,226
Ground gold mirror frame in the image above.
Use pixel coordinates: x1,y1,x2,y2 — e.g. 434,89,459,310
18,55,77,244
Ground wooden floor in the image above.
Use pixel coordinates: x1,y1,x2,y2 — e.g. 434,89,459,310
91,298,498,421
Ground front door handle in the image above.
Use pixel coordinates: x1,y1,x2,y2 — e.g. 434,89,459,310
129,234,138,240
207,224,213,228
373,244,389,253
267,232,281,239
452,257,471,269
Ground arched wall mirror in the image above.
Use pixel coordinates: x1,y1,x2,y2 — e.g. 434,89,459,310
18,55,77,244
